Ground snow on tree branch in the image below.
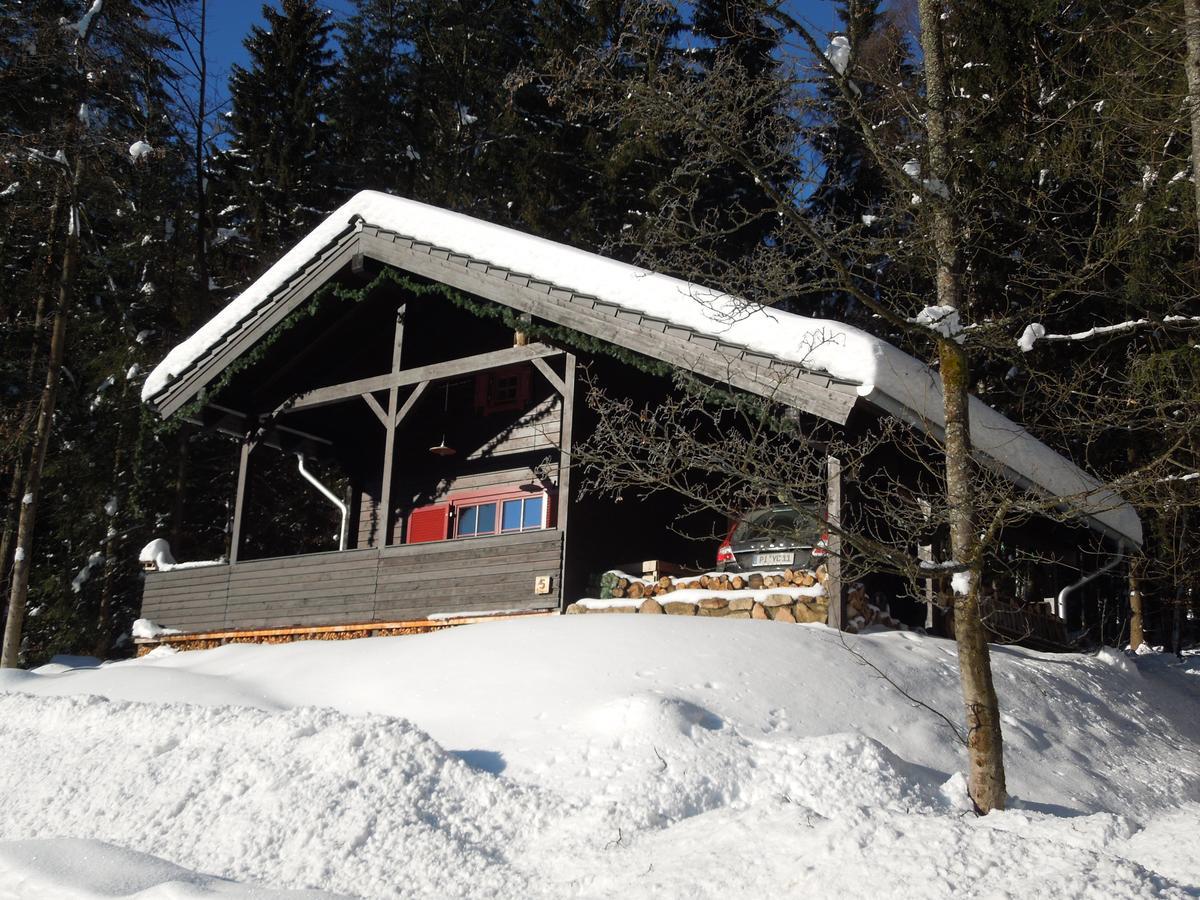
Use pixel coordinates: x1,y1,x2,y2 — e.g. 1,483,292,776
64,1,103,40
1018,316,1200,352
909,305,964,343
823,36,850,75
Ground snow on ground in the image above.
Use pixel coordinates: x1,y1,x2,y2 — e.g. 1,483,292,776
0,838,341,899
1,617,1197,898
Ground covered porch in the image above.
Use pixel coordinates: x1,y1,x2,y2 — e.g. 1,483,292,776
141,275,578,635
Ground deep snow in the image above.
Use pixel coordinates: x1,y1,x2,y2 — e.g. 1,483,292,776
1,617,1197,898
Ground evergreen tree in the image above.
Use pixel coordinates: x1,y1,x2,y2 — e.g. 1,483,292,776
685,0,793,259
1,0,190,663
332,0,416,197
210,0,337,279
808,0,911,224
506,0,685,250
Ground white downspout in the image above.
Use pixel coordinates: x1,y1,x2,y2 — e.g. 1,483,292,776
296,454,349,551
1056,540,1126,622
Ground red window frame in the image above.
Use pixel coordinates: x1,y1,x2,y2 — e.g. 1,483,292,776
452,486,551,539
404,485,555,545
475,365,532,415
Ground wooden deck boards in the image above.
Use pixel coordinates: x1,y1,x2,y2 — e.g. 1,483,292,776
140,530,564,634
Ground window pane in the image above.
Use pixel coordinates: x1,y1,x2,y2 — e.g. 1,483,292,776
458,505,477,536
501,499,522,532
523,496,543,529
477,502,497,534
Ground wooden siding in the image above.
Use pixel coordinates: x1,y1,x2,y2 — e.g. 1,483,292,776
140,530,563,634
432,462,560,501
466,394,561,461
376,530,561,620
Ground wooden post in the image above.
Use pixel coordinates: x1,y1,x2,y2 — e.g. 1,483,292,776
825,455,844,630
229,439,253,564
378,304,405,547
557,353,576,610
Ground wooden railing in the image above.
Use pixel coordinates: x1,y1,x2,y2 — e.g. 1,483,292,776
141,530,563,634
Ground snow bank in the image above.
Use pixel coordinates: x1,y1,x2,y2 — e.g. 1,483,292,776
0,695,552,898
1,619,1197,897
0,838,339,898
140,192,1140,545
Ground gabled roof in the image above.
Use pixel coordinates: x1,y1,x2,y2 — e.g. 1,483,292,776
143,191,1142,546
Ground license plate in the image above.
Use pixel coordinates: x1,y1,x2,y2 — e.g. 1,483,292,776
751,552,794,566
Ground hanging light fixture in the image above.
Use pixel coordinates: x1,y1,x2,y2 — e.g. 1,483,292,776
429,382,456,456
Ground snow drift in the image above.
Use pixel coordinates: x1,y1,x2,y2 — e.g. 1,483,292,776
1,617,1197,897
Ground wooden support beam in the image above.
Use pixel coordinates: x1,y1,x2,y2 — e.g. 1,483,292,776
395,379,430,427
557,353,576,610
189,403,331,456
361,392,388,427
229,439,253,564
285,342,561,413
531,355,566,396
825,455,844,630
357,233,859,424
378,305,405,548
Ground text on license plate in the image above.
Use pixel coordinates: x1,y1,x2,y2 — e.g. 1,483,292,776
752,552,794,566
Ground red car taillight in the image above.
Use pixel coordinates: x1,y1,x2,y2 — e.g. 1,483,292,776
811,532,830,557
716,541,735,565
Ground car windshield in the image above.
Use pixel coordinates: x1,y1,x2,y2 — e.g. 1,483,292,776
732,505,822,545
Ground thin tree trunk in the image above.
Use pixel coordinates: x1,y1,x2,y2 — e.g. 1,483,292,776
917,0,1006,814
1128,556,1146,650
1,195,79,667
94,413,127,659
1184,0,1200,250
0,194,64,598
194,0,210,306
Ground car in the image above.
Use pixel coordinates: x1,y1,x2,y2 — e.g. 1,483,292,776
716,503,828,572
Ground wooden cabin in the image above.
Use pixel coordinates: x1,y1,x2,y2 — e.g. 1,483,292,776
136,192,1142,645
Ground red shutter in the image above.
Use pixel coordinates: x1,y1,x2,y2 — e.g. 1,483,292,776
407,504,450,544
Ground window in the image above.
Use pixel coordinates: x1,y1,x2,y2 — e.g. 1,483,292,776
406,488,552,544
453,491,547,538
475,366,531,415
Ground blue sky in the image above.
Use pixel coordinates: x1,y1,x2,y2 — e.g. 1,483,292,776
204,1,843,97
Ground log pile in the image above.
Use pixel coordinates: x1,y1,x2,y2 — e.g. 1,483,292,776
845,583,904,632
599,567,821,600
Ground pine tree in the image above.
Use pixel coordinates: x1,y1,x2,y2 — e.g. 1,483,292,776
332,0,416,197
684,0,793,259
210,0,337,280
1,0,188,664
808,1,911,224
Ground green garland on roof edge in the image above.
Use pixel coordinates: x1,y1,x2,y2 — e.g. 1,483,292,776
165,265,794,435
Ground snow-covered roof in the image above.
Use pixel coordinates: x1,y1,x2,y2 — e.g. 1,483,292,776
143,191,1141,546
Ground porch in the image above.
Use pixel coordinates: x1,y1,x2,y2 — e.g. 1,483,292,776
140,528,564,635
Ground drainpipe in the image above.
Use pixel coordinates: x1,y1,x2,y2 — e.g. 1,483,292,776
296,454,349,551
1056,540,1126,624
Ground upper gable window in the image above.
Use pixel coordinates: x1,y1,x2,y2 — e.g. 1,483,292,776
475,365,531,415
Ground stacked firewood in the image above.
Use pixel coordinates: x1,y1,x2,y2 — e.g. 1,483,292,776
602,567,823,600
